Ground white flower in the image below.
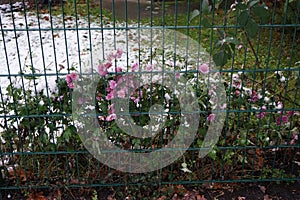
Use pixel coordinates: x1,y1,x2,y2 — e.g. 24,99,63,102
280,76,286,82
232,73,239,80
264,97,270,102
258,93,263,99
276,101,283,109
275,70,283,76
181,167,192,173
181,163,192,173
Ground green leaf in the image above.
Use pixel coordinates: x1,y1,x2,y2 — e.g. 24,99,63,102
224,37,239,45
213,50,229,66
214,0,224,10
238,10,250,27
248,0,259,8
216,29,226,39
236,3,247,10
189,9,200,23
202,0,212,14
201,17,211,28
208,149,217,160
252,5,270,24
215,39,223,48
63,125,77,143
245,18,259,38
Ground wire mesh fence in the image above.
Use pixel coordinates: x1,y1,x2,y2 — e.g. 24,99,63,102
0,0,299,198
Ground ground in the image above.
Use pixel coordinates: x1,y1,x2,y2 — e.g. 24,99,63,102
1,182,300,199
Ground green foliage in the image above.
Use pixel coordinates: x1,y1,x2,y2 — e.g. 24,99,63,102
190,0,270,67
0,67,82,153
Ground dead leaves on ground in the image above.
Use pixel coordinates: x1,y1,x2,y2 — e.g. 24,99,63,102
5,165,29,183
158,185,207,200
26,191,47,200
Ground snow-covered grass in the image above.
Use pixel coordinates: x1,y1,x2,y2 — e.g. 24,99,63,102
0,5,143,97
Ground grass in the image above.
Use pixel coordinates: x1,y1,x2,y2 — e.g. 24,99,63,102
141,10,299,71
33,0,112,22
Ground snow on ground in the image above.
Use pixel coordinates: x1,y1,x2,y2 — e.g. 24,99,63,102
0,2,207,100
0,7,141,96
0,10,199,94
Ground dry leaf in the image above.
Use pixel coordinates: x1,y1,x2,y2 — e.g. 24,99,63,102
26,191,47,200
7,165,27,182
53,33,59,38
43,16,49,21
107,195,116,200
259,185,266,193
171,193,178,200
256,148,264,168
157,196,167,200
196,195,207,200
264,195,272,200
69,178,80,184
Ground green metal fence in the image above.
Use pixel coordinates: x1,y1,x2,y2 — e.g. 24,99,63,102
0,0,299,198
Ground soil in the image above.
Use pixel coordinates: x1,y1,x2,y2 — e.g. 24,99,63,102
1,182,299,199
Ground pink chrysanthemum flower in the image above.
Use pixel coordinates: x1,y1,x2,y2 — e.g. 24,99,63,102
198,63,210,74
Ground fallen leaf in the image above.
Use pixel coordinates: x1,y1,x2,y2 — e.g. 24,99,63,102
264,195,272,200
157,196,167,200
53,33,59,38
69,179,80,184
196,195,207,200
171,193,178,200
7,165,27,182
43,16,49,21
26,191,47,200
107,195,116,200
259,185,266,193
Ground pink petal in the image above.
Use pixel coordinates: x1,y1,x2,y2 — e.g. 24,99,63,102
97,64,108,76
198,63,210,74
109,80,117,90
69,72,78,81
116,48,123,58
67,82,75,89
132,62,139,71
207,113,216,121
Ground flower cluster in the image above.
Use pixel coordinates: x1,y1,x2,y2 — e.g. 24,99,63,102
66,72,78,89
95,49,145,121
97,48,124,76
228,72,299,127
